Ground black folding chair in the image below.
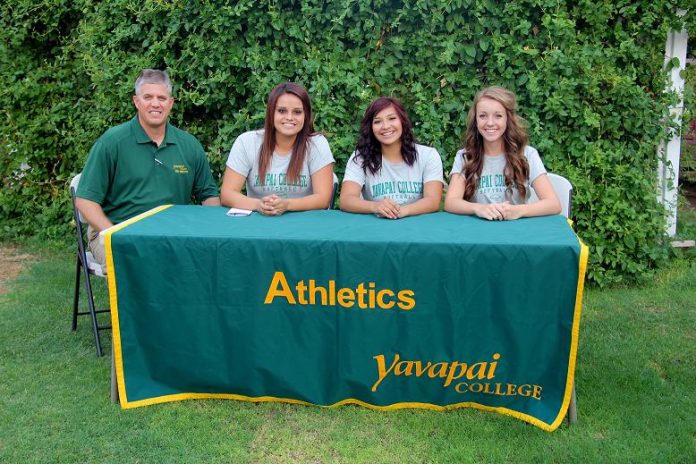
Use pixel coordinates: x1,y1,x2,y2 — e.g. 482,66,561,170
70,174,111,356
329,173,339,209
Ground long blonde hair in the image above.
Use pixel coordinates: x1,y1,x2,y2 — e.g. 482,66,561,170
461,86,530,201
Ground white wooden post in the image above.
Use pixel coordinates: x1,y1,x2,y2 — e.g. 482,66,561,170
658,12,688,237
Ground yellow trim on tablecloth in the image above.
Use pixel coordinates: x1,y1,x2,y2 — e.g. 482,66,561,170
118,391,558,431
105,205,173,406
546,219,590,430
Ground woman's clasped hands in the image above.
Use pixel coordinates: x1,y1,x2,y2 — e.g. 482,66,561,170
473,202,524,221
371,198,414,219
258,194,289,216
372,197,400,219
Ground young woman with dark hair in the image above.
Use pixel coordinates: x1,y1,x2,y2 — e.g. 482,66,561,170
444,86,560,220
339,97,444,219
221,82,335,215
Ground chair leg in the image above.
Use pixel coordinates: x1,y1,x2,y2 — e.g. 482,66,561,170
111,344,119,404
82,265,104,357
72,255,81,331
567,383,578,424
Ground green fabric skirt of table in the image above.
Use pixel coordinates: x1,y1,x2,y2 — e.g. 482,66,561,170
104,205,588,432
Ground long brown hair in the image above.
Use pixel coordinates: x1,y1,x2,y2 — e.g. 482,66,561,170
258,82,315,184
461,86,529,201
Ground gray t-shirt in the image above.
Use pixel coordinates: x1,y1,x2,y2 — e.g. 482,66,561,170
343,144,444,205
226,130,334,198
450,145,547,204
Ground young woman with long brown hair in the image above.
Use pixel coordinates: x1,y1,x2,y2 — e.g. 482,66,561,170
444,86,560,220
221,82,335,215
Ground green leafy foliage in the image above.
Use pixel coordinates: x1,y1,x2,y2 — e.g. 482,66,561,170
681,62,696,185
1,0,692,285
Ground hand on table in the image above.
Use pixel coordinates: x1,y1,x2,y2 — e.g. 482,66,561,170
499,202,523,220
397,204,413,219
474,203,507,221
372,198,401,219
258,195,290,216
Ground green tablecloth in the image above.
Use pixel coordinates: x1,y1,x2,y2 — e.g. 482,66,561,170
105,205,588,431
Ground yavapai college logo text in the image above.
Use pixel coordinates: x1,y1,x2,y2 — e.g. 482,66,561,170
264,271,415,310
372,353,543,400
254,173,308,195
372,181,423,196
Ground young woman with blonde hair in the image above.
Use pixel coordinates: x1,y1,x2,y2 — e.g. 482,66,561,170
444,86,560,220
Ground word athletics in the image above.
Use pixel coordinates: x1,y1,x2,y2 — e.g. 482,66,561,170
263,271,415,310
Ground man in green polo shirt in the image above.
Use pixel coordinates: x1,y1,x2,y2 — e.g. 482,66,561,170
75,69,220,267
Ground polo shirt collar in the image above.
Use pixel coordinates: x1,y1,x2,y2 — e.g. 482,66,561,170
130,116,177,146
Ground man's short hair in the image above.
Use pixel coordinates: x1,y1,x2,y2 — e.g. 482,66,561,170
134,69,172,95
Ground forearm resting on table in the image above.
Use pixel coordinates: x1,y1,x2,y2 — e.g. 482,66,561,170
289,165,334,211
202,196,221,206
444,174,478,215
220,188,262,211
220,168,262,211
400,182,442,217
401,197,439,217
443,197,481,215
523,175,562,217
74,197,113,231
339,193,379,214
339,181,386,214
284,192,332,212
511,198,561,218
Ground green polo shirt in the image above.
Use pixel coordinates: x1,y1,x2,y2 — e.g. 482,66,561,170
76,117,219,224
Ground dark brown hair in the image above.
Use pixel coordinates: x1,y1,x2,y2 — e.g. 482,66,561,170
258,82,315,183
353,97,417,175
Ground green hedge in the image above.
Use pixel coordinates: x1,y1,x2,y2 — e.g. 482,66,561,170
681,63,696,183
1,0,693,285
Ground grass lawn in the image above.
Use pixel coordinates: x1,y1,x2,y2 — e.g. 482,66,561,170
0,238,694,463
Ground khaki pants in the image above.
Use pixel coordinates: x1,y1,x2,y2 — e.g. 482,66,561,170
87,226,107,270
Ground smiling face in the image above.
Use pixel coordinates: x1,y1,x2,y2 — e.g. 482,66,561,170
476,97,508,151
372,105,403,149
273,93,305,140
132,83,173,130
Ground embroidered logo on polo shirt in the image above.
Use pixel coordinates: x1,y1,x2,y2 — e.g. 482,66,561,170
173,164,189,174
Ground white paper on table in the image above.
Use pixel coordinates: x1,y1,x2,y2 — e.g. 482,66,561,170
226,207,253,217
